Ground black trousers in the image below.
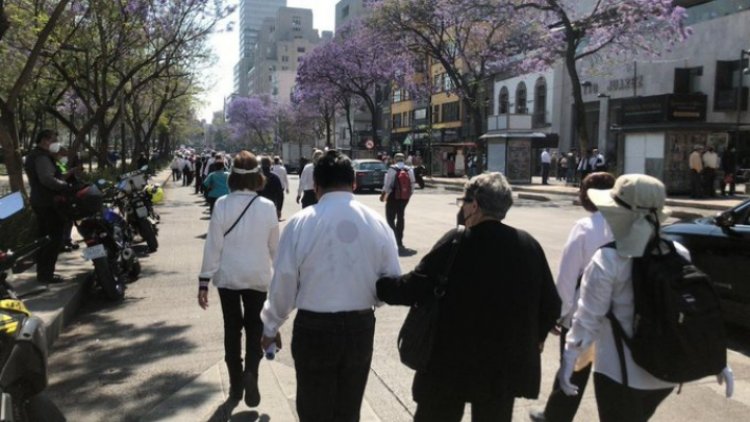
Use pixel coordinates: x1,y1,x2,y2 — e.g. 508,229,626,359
207,197,218,214
414,392,514,422
277,194,284,219
32,206,66,282
301,190,317,208
703,168,716,197
194,173,203,194
385,198,408,247
292,309,375,422
541,163,550,184
690,170,703,198
593,373,672,422
542,328,592,422
217,288,266,390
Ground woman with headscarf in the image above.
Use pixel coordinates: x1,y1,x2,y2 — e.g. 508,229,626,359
197,150,279,407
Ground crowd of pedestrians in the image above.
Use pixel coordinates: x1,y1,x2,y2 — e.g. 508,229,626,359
184,147,734,422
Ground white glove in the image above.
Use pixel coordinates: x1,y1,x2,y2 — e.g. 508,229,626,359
558,348,580,396
717,366,734,398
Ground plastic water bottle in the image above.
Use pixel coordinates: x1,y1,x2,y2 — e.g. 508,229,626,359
265,343,277,360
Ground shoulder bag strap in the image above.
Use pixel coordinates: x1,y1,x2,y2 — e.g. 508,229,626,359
607,310,630,387
434,226,465,297
224,195,260,237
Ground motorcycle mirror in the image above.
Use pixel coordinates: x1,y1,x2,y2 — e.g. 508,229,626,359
97,179,108,186
0,192,24,220
140,165,149,171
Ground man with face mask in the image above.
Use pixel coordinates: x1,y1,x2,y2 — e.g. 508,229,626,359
24,129,73,284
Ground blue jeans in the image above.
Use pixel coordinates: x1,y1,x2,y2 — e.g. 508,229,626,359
292,309,375,422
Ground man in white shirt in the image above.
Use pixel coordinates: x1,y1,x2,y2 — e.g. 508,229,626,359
702,146,719,197
380,153,416,254
559,174,733,421
530,172,615,422
261,150,401,421
540,148,551,185
271,156,289,219
296,149,323,208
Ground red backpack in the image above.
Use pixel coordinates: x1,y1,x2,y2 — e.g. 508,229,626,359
392,167,412,200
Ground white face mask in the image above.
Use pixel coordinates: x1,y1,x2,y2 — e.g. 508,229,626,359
48,142,61,154
60,157,68,165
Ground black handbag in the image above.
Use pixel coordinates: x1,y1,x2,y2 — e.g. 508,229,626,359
397,226,465,371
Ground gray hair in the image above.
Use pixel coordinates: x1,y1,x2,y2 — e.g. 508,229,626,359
463,172,513,220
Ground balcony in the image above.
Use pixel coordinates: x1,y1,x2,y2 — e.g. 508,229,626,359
486,114,533,131
532,112,550,128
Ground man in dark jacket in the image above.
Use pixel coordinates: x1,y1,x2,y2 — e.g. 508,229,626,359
258,156,284,219
377,172,560,422
23,129,72,284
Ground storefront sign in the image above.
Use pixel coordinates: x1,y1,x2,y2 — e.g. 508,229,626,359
608,76,644,92
621,94,706,125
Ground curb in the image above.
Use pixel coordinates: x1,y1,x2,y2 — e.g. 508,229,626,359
518,193,550,202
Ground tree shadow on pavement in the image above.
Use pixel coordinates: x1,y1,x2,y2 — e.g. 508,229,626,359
45,311,201,421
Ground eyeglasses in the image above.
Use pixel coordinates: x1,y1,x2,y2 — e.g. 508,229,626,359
455,197,474,207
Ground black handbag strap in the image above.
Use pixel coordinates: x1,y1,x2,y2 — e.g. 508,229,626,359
434,226,465,297
607,310,630,386
224,195,260,237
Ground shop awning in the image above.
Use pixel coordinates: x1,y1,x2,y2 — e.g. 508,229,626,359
480,131,548,139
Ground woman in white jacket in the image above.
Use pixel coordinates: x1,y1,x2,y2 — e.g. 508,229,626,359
197,150,280,407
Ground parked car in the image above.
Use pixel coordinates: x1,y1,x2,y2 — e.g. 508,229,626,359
353,159,388,192
661,198,750,329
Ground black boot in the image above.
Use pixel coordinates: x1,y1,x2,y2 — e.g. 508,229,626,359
243,370,260,407
227,362,244,401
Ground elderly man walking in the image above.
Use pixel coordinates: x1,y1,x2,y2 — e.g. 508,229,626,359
261,151,401,422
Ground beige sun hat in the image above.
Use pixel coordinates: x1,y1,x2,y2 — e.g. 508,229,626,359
587,174,670,258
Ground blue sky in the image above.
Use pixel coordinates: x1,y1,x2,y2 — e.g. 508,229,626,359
199,0,339,121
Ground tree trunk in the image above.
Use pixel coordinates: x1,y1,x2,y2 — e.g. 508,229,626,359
566,41,589,154
0,107,26,195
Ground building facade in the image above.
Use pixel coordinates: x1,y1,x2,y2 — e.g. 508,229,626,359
247,7,323,106
234,0,287,96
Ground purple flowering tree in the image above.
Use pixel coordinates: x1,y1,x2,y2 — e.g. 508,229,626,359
518,0,690,152
296,20,413,147
226,95,277,151
370,0,528,172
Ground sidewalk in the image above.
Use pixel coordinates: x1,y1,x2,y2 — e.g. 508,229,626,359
13,168,173,351
426,175,748,212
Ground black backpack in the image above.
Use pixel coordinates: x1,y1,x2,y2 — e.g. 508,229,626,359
606,239,727,385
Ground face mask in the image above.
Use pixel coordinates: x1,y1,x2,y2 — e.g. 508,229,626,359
60,157,68,165
48,142,61,154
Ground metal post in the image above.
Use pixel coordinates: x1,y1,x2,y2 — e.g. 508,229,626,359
737,49,749,144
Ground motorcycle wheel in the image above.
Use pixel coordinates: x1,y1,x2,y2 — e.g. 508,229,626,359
127,258,141,281
93,257,125,301
138,219,158,252
20,393,66,422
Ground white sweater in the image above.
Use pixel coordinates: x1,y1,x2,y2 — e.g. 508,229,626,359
199,191,279,291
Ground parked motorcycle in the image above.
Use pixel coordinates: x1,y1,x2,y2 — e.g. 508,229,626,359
115,167,159,253
68,183,140,300
0,192,66,422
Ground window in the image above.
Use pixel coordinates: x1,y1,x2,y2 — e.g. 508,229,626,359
516,82,527,114
442,101,460,122
534,77,547,125
297,47,306,53
674,67,703,94
393,89,402,103
281,56,289,62
342,5,350,19
392,113,402,128
281,66,289,71
499,86,509,114
433,74,442,92
433,105,441,123
443,74,454,92
715,60,748,110
293,16,301,27
402,111,409,127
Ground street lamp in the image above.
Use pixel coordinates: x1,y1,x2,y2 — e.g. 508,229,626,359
736,49,750,144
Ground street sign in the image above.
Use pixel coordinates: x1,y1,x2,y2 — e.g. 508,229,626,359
365,140,374,149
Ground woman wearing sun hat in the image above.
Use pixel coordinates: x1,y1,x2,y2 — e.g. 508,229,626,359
558,174,734,422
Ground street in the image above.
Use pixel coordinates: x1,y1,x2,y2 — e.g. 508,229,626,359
45,176,749,421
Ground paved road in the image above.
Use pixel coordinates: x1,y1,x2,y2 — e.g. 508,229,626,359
46,176,749,421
